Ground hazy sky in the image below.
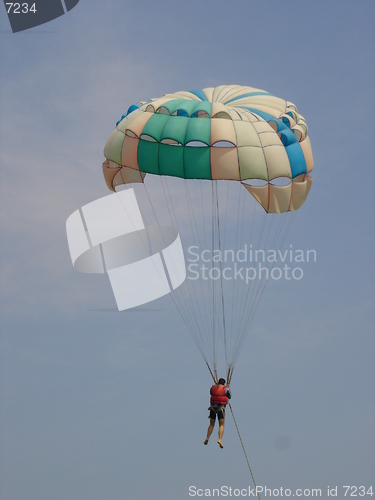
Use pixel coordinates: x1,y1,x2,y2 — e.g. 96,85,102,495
1,2,374,499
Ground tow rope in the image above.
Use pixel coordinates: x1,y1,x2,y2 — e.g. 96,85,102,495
228,403,261,500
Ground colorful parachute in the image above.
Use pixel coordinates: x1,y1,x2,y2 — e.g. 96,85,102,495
103,85,313,213
101,85,314,382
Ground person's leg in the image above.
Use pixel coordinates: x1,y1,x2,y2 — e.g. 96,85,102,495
217,418,225,448
204,418,216,445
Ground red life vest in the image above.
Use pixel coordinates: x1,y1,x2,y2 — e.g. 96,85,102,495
210,384,228,406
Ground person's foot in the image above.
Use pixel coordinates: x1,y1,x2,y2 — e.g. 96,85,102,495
217,440,223,449
204,439,209,445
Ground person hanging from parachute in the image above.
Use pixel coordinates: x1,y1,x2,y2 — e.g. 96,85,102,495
204,378,231,449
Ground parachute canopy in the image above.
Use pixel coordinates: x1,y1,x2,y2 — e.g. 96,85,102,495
103,85,313,213
100,85,314,382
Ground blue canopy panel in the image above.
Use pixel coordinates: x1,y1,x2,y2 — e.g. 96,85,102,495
188,89,208,101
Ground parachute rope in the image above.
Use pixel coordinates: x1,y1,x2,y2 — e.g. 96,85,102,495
232,211,298,367
183,179,219,365
143,181,210,365
214,180,228,369
124,184,205,363
140,174,300,378
172,179,211,355
183,178,224,367
229,181,244,362
232,183,255,363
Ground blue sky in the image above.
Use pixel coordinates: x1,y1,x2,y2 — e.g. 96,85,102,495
0,1,374,499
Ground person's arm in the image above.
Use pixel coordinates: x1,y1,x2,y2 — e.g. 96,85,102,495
226,388,231,399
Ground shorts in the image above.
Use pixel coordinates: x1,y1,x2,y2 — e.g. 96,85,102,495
208,405,225,421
